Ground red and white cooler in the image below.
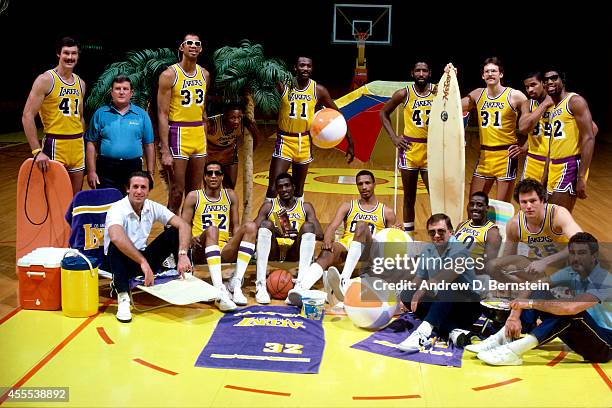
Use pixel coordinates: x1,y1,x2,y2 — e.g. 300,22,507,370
17,247,71,310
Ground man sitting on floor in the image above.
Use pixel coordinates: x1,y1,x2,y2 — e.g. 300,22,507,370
105,171,192,323
469,232,611,365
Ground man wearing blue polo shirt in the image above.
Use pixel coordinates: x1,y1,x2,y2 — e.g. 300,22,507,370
473,232,611,365
86,75,155,194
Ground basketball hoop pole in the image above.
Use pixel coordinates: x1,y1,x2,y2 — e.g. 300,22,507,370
350,32,369,90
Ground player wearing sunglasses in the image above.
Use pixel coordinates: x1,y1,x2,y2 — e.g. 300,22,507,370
181,161,258,310
541,69,597,212
158,33,210,215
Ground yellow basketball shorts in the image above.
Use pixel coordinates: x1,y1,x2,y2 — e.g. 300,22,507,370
521,153,546,181
473,145,518,181
42,134,84,173
272,132,313,164
169,121,206,160
547,155,584,195
398,136,427,170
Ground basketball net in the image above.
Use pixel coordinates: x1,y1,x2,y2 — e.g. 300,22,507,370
350,32,369,91
0,0,8,15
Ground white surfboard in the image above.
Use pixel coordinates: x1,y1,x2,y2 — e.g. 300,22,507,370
427,65,465,230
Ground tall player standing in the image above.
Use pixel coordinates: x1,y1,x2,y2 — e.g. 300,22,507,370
459,58,528,203
265,56,355,200
158,33,209,214
22,37,86,195
380,61,434,236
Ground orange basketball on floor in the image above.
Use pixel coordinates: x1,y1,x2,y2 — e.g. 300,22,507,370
267,269,294,299
310,108,347,148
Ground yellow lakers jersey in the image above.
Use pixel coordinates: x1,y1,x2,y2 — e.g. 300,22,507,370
527,99,550,157
192,189,231,244
267,197,307,233
278,79,317,134
39,70,84,135
340,200,386,242
207,114,242,147
546,93,580,159
169,63,207,123
454,220,498,258
518,204,568,259
476,87,518,146
403,83,434,139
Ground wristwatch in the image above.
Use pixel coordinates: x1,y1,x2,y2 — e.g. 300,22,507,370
178,249,188,256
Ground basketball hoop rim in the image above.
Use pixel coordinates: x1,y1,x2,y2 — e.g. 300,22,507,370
354,32,370,43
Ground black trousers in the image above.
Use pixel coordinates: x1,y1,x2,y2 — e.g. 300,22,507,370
522,290,612,363
401,288,482,336
97,156,143,195
109,227,179,293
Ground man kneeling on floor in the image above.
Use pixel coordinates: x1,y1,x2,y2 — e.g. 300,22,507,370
469,232,611,365
398,213,483,352
105,171,192,323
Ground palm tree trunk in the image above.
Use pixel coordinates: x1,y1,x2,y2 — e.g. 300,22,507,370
241,92,255,224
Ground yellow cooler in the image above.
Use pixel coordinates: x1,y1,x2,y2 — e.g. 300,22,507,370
61,250,99,317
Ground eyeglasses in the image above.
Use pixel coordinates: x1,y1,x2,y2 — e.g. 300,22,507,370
205,170,223,177
543,74,560,83
182,40,202,47
427,228,448,237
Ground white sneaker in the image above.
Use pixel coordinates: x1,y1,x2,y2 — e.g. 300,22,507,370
397,330,432,353
116,292,132,323
229,278,247,305
286,281,305,306
465,333,508,353
449,329,471,348
215,286,237,312
477,344,523,366
255,280,271,304
326,266,345,301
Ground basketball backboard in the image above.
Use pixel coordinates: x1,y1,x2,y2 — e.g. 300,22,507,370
332,3,392,45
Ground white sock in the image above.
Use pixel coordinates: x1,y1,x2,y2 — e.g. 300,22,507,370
256,228,272,283
508,334,539,356
490,327,508,343
205,245,223,288
235,241,256,282
404,222,415,232
416,320,433,337
300,262,323,290
298,233,316,278
118,291,129,302
341,241,363,281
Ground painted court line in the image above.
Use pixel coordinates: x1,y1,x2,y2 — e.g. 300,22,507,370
353,394,421,400
96,327,114,345
0,301,111,405
0,306,21,326
133,359,178,376
546,351,569,367
224,385,291,397
592,363,612,392
472,378,522,391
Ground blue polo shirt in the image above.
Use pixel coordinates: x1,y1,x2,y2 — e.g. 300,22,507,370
415,237,478,286
86,103,154,159
550,263,612,330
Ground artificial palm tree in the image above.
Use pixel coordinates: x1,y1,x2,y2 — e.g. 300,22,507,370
86,48,177,115
212,39,292,221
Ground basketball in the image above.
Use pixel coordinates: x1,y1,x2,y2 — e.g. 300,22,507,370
344,278,398,330
266,269,294,299
310,108,347,148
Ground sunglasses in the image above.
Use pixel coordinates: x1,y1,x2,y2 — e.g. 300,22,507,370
205,170,223,177
427,228,448,237
182,40,202,47
543,74,560,82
